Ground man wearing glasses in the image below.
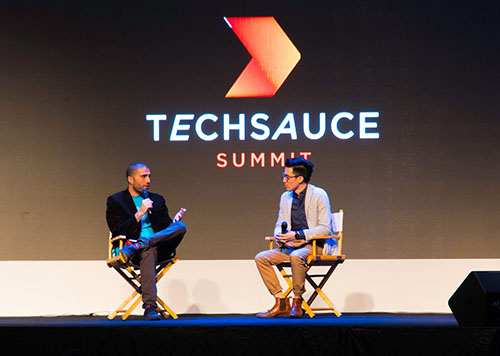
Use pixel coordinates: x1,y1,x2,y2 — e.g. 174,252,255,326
255,157,332,318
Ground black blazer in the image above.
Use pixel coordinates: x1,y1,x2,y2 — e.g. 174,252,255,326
106,189,173,239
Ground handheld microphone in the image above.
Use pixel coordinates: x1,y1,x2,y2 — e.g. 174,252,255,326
281,221,287,234
141,189,152,214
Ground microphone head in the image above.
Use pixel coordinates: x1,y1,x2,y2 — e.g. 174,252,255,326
281,221,287,234
141,189,149,198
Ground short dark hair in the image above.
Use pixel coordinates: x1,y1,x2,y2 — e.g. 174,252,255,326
285,158,314,183
126,162,149,178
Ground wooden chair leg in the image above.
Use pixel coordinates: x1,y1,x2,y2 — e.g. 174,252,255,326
277,264,294,297
157,295,178,319
315,287,342,317
301,299,315,318
108,289,140,320
275,262,343,318
305,265,336,305
109,257,179,320
122,294,142,320
305,264,342,317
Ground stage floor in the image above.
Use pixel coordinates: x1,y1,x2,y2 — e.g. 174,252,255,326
1,313,499,356
0,312,457,327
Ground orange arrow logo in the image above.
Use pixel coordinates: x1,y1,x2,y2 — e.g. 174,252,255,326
224,16,301,98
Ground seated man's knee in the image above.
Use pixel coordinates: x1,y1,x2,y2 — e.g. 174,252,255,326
174,221,187,234
289,252,307,265
255,250,269,263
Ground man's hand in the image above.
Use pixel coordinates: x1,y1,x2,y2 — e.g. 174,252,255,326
173,208,187,222
275,231,296,243
139,198,153,215
135,198,153,221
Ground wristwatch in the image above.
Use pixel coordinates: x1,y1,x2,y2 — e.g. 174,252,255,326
295,230,306,240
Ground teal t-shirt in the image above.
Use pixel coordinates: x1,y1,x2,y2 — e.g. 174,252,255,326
132,195,155,238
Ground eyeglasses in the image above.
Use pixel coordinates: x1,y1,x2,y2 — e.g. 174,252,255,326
282,174,299,182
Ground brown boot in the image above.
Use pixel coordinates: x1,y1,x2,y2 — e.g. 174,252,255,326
290,297,303,318
257,297,291,318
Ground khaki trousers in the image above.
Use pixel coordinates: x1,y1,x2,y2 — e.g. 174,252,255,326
255,244,322,298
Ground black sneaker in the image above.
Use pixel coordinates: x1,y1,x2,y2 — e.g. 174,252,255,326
144,305,161,321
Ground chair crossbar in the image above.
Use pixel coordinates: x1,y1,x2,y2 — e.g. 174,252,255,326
114,266,142,294
308,256,346,264
308,274,331,278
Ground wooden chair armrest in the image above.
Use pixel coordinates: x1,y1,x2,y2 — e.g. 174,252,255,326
307,234,340,240
265,236,276,250
110,235,127,244
106,255,124,268
266,235,339,241
108,235,127,260
309,234,341,259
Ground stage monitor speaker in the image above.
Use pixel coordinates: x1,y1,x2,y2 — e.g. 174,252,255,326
448,271,500,327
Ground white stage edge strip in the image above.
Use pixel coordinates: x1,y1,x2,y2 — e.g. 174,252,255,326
1,259,500,317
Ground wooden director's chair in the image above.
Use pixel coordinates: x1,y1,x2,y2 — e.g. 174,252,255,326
106,233,178,320
266,209,346,318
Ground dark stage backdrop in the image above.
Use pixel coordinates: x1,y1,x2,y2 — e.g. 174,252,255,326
1,0,499,260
